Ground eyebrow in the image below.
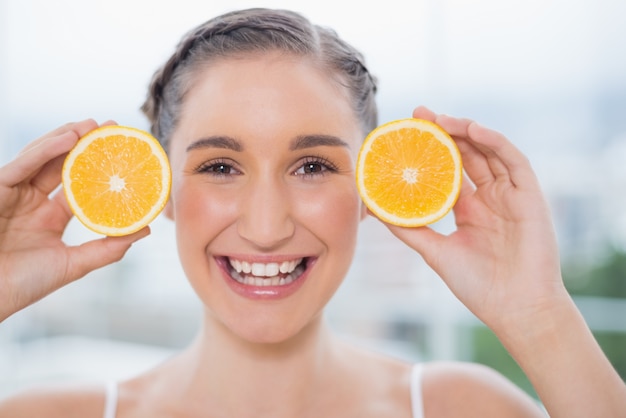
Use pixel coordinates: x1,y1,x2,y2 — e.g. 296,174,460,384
186,136,243,152
289,134,349,150
185,134,350,152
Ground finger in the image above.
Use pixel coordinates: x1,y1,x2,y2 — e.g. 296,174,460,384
1,119,100,187
0,130,79,187
448,173,479,226
466,122,539,189
51,187,73,220
457,172,475,199
18,119,99,156
455,137,495,187
65,227,151,281
50,119,100,140
460,125,512,182
30,153,69,196
384,222,446,268
412,105,438,122
435,115,535,188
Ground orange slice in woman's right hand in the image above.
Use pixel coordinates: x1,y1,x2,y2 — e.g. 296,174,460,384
356,118,462,227
62,125,171,236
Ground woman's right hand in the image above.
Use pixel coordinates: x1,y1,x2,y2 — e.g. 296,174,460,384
0,119,150,322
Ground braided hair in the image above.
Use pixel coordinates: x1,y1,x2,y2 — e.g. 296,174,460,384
141,8,378,151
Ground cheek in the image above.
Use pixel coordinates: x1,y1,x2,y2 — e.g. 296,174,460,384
170,181,243,305
293,180,362,249
171,181,238,254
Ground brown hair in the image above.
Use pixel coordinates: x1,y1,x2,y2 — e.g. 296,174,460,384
141,8,378,150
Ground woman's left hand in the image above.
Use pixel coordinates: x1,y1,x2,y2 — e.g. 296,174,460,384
382,106,567,331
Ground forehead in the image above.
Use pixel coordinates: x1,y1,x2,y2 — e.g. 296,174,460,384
171,53,362,152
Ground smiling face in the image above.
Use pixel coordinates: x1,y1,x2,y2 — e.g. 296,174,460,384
166,52,365,343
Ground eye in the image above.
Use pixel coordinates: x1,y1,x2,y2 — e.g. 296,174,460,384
195,159,241,177
293,156,338,178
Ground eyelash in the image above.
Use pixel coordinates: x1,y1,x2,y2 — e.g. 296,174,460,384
194,158,240,177
293,156,338,178
193,156,338,179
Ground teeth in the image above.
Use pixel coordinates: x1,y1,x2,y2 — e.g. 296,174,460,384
252,263,265,276
228,260,306,287
229,258,302,277
280,260,297,274
265,263,279,276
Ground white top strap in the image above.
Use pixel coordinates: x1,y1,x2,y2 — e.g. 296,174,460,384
410,363,425,418
102,369,423,418
103,381,118,418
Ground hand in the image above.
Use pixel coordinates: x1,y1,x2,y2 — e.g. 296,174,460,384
0,120,150,322
383,106,567,330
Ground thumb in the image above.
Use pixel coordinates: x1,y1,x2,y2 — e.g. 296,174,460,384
384,222,446,268
65,227,151,281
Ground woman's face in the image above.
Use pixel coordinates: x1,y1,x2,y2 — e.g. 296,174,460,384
166,53,365,343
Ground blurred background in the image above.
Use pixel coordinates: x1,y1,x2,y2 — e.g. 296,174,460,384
1,0,626,401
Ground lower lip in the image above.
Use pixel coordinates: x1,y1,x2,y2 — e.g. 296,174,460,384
218,258,313,300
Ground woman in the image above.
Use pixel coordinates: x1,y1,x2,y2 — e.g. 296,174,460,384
0,8,624,417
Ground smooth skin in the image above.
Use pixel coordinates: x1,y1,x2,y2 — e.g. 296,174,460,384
1,53,625,417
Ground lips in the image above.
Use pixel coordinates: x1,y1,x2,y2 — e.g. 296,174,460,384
218,256,312,299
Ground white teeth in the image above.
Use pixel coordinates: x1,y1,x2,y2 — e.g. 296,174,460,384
250,262,280,276
251,263,265,276
228,258,302,277
265,263,280,276
279,260,296,274
228,260,305,287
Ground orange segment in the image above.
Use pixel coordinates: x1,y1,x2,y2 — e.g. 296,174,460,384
356,118,462,227
62,125,171,236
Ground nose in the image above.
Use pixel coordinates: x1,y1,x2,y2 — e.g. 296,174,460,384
237,176,295,249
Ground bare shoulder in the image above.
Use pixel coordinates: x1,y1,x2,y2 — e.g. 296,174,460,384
0,382,105,418
423,361,545,417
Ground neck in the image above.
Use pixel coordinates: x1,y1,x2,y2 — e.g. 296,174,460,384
170,310,340,417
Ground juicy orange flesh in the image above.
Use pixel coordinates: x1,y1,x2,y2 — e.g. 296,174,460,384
68,135,164,228
362,127,456,218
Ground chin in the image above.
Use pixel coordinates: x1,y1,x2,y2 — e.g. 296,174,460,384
213,308,323,348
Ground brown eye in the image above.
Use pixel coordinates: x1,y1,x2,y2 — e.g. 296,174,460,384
294,156,338,178
303,162,323,174
209,163,232,174
195,159,241,176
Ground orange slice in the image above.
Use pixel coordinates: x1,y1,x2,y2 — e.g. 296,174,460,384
356,118,462,227
62,125,171,236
